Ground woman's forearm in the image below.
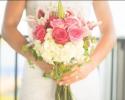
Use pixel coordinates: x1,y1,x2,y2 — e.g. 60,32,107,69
91,1,117,67
2,1,52,73
2,26,52,73
90,30,117,67
2,1,35,61
2,26,35,62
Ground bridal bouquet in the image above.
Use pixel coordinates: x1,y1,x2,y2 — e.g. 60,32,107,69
23,0,99,100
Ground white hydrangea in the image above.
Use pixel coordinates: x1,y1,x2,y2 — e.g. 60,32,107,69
33,40,43,56
32,30,86,65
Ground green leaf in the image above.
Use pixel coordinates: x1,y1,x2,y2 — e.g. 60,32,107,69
83,37,90,49
31,49,38,60
43,73,51,78
91,36,97,44
38,56,43,60
84,56,90,63
28,60,35,68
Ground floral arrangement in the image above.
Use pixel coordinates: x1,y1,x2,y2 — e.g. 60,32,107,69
23,0,100,100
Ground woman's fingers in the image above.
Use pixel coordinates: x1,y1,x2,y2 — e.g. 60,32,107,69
62,70,78,80
60,73,83,85
59,67,83,85
58,64,93,85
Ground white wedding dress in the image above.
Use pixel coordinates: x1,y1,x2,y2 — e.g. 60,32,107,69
20,1,101,100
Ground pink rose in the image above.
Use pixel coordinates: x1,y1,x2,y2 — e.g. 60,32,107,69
33,25,46,42
52,27,69,45
50,19,65,29
65,17,81,28
68,25,88,41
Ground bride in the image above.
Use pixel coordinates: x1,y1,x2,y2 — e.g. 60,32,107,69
2,0,116,100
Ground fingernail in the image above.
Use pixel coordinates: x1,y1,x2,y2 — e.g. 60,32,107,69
65,83,68,86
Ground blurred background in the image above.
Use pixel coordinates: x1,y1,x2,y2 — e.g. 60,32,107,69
0,1,125,100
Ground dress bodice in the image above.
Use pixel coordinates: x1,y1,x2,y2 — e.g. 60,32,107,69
26,0,95,20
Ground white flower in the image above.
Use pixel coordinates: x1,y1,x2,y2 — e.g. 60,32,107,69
41,38,62,64
33,40,43,56
32,29,86,65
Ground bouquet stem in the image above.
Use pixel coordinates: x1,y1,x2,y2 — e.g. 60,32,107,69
55,84,74,100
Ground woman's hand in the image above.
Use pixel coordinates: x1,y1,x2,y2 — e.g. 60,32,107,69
2,1,53,74
25,51,53,73
35,60,53,73
58,62,96,85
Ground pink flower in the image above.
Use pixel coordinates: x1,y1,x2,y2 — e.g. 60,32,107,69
52,27,69,45
68,25,88,41
49,16,58,21
50,19,65,29
33,25,46,42
27,15,37,28
45,16,58,28
65,17,81,28
37,9,45,19
87,21,98,30
77,16,86,26
65,9,74,17
87,21,102,30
